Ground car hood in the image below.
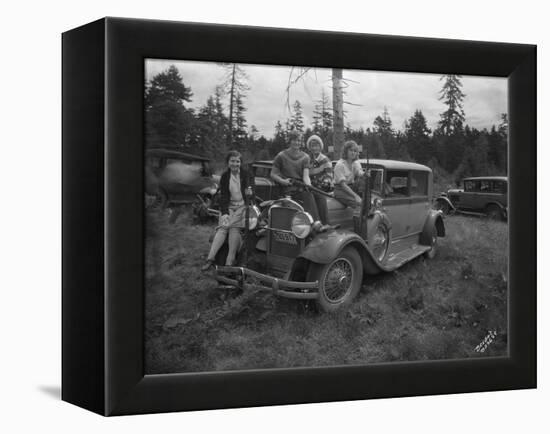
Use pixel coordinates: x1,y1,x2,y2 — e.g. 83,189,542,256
447,188,463,194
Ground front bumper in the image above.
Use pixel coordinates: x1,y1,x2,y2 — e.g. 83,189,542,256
215,266,319,300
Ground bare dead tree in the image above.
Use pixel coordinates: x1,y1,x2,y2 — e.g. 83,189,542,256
286,67,361,157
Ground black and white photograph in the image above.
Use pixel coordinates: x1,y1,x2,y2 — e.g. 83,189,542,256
144,59,509,374
3,0,544,430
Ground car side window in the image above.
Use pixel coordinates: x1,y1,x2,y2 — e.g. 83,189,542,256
492,181,507,194
146,157,163,170
464,180,479,192
385,170,409,197
480,180,490,192
254,166,271,178
410,171,428,196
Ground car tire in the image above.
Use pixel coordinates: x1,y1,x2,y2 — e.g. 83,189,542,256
485,204,503,220
424,226,438,260
150,189,168,210
307,247,363,313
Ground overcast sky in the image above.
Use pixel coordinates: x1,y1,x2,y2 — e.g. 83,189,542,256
145,59,507,138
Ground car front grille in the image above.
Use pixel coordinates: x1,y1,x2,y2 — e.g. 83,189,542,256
267,207,303,275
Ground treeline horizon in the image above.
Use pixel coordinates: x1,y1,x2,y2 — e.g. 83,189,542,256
145,65,508,184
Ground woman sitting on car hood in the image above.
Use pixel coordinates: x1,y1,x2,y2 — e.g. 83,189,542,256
270,129,326,224
333,140,365,209
202,150,253,271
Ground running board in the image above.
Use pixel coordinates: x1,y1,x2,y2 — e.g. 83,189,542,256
384,244,431,269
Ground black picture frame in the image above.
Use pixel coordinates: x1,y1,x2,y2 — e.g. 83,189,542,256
62,17,536,416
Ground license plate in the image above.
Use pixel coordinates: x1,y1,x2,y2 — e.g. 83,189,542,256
272,231,297,245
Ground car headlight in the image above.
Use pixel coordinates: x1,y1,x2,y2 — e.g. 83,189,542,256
246,205,260,230
291,211,314,239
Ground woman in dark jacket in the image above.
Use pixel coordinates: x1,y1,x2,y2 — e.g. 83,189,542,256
202,150,254,271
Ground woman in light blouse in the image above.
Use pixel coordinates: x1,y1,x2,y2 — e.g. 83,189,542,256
333,140,365,208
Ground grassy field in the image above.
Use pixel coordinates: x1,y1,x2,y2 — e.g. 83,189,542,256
145,209,508,374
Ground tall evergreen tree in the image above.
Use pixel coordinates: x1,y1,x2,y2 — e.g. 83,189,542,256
232,92,248,149
373,107,400,158
437,75,466,135
404,109,433,163
312,89,333,136
271,120,287,156
145,65,193,108
373,107,394,136
196,92,228,158
145,65,194,150
220,63,250,148
290,100,305,132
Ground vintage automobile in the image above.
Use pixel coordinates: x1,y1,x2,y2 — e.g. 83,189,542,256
214,159,445,312
434,176,508,220
145,148,219,215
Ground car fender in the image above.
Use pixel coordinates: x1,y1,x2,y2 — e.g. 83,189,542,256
434,196,455,211
298,229,385,274
367,209,392,234
420,209,445,245
485,201,507,211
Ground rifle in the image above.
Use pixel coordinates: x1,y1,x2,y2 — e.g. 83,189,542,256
243,185,254,266
360,150,371,236
288,178,334,198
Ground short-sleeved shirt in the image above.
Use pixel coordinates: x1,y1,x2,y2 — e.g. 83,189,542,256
271,149,310,181
333,159,364,185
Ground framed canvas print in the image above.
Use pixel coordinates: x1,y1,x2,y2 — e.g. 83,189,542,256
62,17,536,416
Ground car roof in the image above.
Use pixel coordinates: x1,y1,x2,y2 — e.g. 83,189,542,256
255,158,431,171
252,160,274,167
462,176,508,182
355,159,432,172
146,148,211,162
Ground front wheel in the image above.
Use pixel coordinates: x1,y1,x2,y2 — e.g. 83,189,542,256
307,247,363,312
150,189,168,211
485,204,503,220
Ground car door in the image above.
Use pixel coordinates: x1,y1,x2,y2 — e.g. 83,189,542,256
460,180,479,210
382,169,410,239
492,180,508,208
409,170,431,234
475,179,492,211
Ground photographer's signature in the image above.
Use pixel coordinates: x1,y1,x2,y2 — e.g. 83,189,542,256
474,330,497,353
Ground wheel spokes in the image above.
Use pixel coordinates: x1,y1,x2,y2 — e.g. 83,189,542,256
323,259,353,302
